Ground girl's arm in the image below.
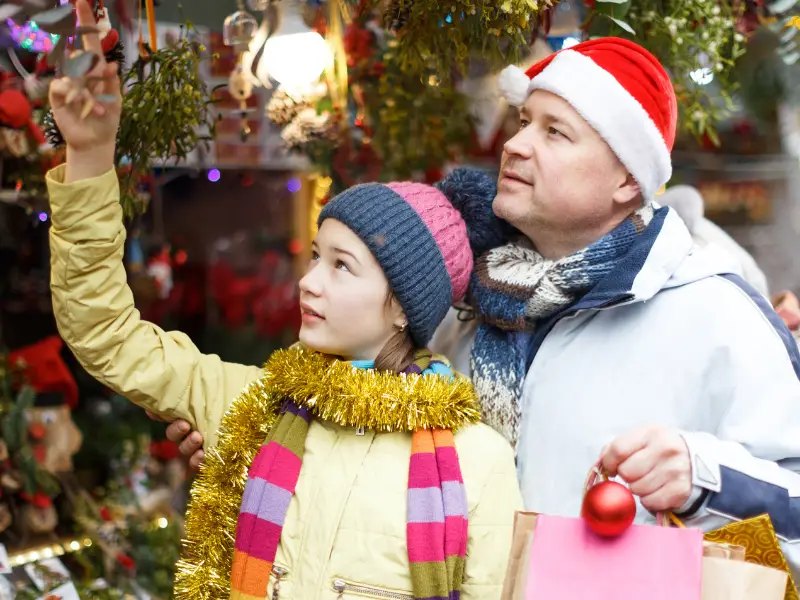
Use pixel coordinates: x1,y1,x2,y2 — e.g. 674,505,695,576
48,165,263,448
47,2,262,447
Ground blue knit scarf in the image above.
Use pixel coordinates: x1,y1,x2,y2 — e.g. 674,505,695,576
470,206,654,444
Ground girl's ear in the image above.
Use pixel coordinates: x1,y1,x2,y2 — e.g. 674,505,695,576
385,295,407,330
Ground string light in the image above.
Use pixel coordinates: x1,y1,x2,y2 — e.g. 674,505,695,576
157,517,169,529
8,538,92,567
8,0,70,53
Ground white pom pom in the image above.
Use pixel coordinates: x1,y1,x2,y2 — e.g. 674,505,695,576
497,66,531,107
96,7,111,36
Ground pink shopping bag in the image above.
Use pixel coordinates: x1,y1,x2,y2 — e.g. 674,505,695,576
524,463,704,600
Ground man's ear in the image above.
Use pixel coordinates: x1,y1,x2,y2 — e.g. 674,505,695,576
612,173,642,206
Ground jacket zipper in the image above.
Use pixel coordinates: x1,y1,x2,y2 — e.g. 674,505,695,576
271,565,288,600
332,578,412,599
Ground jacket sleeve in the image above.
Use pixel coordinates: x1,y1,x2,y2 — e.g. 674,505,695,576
461,442,523,600
677,274,800,582
47,165,263,448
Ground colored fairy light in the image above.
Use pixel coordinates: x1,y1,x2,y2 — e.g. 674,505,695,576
287,177,301,193
207,168,221,182
8,0,70,53
38,212,48,222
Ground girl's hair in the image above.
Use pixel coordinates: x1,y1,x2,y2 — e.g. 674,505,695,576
373,291,416,373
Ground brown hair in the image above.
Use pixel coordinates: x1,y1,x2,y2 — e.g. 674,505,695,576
373,291,416,373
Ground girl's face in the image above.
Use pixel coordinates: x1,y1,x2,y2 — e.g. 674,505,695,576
298,219,406,361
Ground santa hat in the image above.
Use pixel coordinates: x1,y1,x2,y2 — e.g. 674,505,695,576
498,37,677,201
0,89,46,146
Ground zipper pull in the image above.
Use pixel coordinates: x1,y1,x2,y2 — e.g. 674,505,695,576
356,426,365,436
332,578,345,599
272,566,287,600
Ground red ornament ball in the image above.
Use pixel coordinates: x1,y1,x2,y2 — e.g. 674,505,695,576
581,480,637,537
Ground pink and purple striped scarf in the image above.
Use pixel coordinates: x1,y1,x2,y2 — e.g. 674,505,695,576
229,353,469,600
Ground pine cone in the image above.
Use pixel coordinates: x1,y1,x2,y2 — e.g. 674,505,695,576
42,110,64,148
266,89,306,127
382,0,412,31
105,38,126,65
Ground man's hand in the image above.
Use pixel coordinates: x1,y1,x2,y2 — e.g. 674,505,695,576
145,412,205,471
601,426,692,513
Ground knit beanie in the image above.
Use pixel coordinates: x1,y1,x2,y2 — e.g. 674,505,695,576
498,37,677,201
318,168,507,346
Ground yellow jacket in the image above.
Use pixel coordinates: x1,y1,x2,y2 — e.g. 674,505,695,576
47,166,523,599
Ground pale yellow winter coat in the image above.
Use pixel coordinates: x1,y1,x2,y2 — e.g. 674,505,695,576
46,166,522,599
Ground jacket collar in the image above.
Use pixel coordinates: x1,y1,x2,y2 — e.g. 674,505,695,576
568,206,694,312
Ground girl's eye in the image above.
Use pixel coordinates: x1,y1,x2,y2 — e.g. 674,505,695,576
310,250,320,261
519,119,530,130
548,126,564,137
336,260,350,272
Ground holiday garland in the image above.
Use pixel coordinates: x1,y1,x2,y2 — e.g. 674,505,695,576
174,345,478,599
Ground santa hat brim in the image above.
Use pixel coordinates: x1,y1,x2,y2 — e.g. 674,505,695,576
498,50,672,201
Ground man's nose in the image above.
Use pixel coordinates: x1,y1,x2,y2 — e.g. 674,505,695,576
503,128,535,160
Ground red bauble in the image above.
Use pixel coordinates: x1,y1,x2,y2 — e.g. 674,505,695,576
581,480,636,537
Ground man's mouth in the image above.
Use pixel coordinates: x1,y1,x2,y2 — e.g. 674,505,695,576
501,169,532,186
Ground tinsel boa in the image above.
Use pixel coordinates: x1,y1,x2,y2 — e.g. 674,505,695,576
470,205,654,444
174,346,479,599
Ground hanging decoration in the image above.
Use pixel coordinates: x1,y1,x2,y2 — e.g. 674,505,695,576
222,2,259,142
378,0,549,80
761,0,799,65
258,0,332,91
24,0,219,218
262,0,473,191
583,0,747,144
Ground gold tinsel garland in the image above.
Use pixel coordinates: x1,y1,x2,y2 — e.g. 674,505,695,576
174,346,480,599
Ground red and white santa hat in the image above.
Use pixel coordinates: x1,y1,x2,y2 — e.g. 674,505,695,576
498,37,677,201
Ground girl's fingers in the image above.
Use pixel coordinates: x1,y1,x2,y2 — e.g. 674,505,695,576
76,0,103,57
49,79,72,108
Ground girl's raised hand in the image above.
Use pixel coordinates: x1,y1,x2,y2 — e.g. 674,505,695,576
49,0,121,180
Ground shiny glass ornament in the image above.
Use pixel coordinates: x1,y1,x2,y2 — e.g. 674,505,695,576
223,10,258,51
246,0,269,11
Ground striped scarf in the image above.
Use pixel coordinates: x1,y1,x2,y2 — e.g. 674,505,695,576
470,206,654,444
229,351,469,600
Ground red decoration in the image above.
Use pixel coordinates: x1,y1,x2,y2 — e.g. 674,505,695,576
149,440,180,461
20,491,52,509
0,89,45,146
581,480,636,537
100,506,112,521
28,423,47,441
9,337,79,408
115,552,135,571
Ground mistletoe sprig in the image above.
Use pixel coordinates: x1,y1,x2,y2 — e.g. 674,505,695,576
368,41,473,180
115,32,218,217
586,0,746,144
374,0,546,80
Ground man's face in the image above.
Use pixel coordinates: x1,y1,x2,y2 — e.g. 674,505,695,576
493,90,639,253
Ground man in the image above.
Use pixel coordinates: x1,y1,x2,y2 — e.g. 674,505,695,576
169,38,800,577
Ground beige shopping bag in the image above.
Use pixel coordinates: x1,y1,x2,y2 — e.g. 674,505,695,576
500,512,538,600
702,556,789,600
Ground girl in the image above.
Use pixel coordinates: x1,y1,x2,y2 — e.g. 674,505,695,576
46,3,521,599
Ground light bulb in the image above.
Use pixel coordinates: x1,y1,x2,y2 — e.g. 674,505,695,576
259,0,331,90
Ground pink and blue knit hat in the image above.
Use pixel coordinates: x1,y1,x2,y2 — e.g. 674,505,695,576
318,168,508,346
